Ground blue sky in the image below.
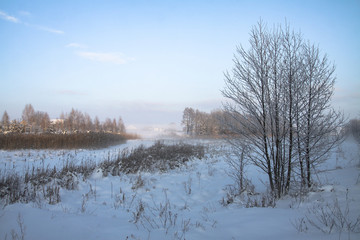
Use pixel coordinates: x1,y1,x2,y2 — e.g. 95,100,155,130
1,0,359,126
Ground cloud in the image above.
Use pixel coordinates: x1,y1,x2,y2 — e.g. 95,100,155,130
66,43,87,48
18,11,31,16
0,10,20,23
35,25,64,34
24,23,64,34
0,10,64,34
76,51,127,64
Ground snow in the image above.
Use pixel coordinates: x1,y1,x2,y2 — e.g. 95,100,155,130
1,137,359,239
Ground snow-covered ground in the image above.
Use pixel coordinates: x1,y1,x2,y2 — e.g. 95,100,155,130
1,137,359,240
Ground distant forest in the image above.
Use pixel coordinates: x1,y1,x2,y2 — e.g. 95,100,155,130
0,104,126,134
181,107,235,136
181,107,360,140
180,107,264,137
0,104,136,149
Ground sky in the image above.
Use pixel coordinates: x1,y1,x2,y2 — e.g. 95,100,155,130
1,0,359,127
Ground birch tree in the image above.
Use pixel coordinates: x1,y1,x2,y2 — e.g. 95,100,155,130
300,42,344,188
182,107,195,135
222,20,343,198
118,117,126,133
22,104,35,124
1,111,10,131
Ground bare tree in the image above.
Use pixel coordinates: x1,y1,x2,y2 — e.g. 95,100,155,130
65,108,86,132
194,109,207,135
299,42,344,188
181,107,234,136
112,118,117,133
22,104,35,124
104,118,113,132
223,21,281,196
222,20,344,198
343,118,360,143
182,107,195,135
94,116,101,132
34,111,50,132
118,117,126,134
226,140,250,194
21,104,51,133
84,113,94,132
1,111,10,131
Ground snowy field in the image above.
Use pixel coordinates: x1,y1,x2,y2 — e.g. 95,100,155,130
1,137,359,240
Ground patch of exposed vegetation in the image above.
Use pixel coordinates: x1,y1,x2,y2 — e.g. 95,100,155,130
0,141,205,205
0,132,138,150
100,141,205,174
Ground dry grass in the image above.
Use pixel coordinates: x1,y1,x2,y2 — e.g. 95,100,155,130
0,132,138,150
0,141,205,205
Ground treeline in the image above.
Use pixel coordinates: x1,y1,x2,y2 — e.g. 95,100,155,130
181,106,359,141
0,104,138,149
181,107,238,136
0,104,126,134
343,118,360,143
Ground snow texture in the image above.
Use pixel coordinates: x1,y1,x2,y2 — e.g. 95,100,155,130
1,137,359,240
